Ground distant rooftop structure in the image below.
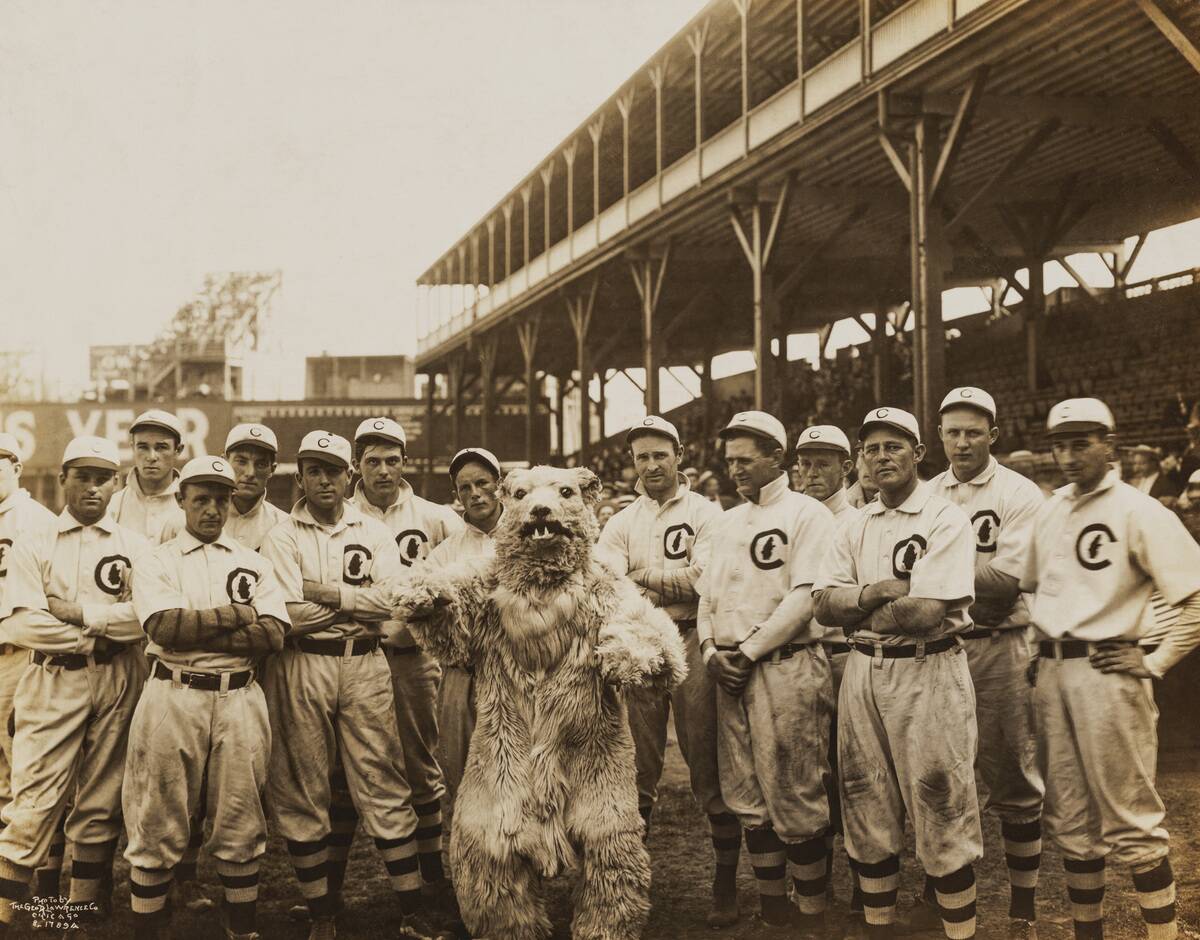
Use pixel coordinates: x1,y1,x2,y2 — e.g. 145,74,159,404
305,354,416,401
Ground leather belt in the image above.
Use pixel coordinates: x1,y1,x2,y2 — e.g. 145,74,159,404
961,627,1013,641
385,645,421,657
850,636,960,659
289,636,380,657
822,641,852,655
151,660,254,691
675,619,697,634
1037,639,1160,660
31,644,128,670
716,641,810,661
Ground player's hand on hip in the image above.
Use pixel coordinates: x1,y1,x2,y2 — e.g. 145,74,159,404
1089,644,1153,678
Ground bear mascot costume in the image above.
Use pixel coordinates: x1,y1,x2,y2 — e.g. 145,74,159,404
392,466,686,940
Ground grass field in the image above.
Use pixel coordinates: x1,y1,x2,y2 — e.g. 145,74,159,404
10,746,1199,939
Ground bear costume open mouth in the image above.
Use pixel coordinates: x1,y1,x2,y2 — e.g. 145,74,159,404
519,519,573,541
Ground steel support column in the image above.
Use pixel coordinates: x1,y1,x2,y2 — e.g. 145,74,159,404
540,162,554,256
566,277,599,463
688,21,708,181
516,313,542,466
448,353,465,455
909,113,947,444
555,375,568,458
628,242,672,415
424,371,437,497
873,308,893,402
1025,258,1045,393
478,334,498,450
502,201,514,280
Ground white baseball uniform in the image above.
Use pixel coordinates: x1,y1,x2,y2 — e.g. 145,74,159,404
109,470,185,543
159,493,288,552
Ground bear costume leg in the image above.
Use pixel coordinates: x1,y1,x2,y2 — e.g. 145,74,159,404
569,826,651,940
451,827,551,940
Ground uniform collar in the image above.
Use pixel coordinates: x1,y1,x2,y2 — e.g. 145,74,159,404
175,528,237,554
351,478,413,514
941,456,998,488
751,472,791,507
126,468,180,500
823,487,849,515
1057,468,1120,503
292,497,365,532
865,478,933,515
230,493,267,520
633,473,690,509
57,507,118,535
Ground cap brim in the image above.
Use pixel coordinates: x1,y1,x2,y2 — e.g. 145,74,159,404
226,439,277,455
939,401,995,421
1048,422,1112,435
356,433,405,449
795,442,850,455
63,458,119,471
298,450,349,468
718,426,784,449
449,452,501,479
0,449,18,461
180,475,236,488
859,420,921,444
626,427,679,445
130,421,181,439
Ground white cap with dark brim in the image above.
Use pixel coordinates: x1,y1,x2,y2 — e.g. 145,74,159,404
355,417,407,450
130,409,184,442
796,425,852,456
940,387,997,423
1046,398,1115,435
297,430,352,469
62,436,120,472
859,407,922,445
225,423,279,455
719,411,788,453
627,415,680,447
179,455,237,488
449,447,502,480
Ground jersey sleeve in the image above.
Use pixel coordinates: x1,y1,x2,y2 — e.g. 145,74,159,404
250,552,292,626
1129,501,1200,606
814,514,859,591
788,500,833,590
991,477,1044,581
907,504,975,604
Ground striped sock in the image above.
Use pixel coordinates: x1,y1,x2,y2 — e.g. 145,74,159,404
413,799,445,885
787,836,829,915
0,858,32,926
68,839,117,904
216,858,259,936
326,794,358,898
934,864,977,940
744,825,790,925
851,855,900,927
1002,818,1041,921
129,867,173,934
1132,857,1177,940
34,818,65,898
176,818,204,884
286,838,331,918
708,813,741,894
374,834,421,913
1064,857,1106,940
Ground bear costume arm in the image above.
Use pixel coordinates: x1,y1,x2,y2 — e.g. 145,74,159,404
593,567,687,693
390,557,492,668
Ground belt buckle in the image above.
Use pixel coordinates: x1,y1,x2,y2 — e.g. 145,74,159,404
872,643,884,669
171,666,184,690
219,671,232,698
342,638,354,665
915,639,926,664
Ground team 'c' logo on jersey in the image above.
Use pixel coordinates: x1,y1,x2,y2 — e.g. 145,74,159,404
343,544,374,585
663,523,694,560
971,510,1000,554
0,538,11,578
94,555,131,597
396,529,429,567
892,535,927,579
750,529,788,570
226,568,259,604
1076,523,1117,571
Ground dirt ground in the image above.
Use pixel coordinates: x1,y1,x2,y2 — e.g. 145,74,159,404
10,746,1199,939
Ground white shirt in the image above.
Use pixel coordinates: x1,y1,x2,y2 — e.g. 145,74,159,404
816,479,976,644
425,510,500,570
109,470,185,543
349,479,463,569
160,494,288,552
930,457,1044,630
817,487,862,644
0,489,58,602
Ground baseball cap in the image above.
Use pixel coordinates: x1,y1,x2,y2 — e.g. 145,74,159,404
796,425,851,456
718,411,788,452
1188,469,1200,486
130,409,183,442
224,423,278,455
449,447,502,480
859,407,922,444
354,417,407,450
0,433,21,462
62,436,120,471
297,430,352,469
939,387,997,423
627,415,680,447
1128,444,1161,458
1046,398,1115,435
178,455,237,489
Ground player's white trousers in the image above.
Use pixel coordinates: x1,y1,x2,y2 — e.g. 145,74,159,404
437,664,474,804
838,645,984,877
0,648,141,869
262,647,418,842
964,630,1044,822
386,648,445,805
716,643,832,841
0,646,30,812
1032,656,1167,867
631,628,728,817
123,671,270,868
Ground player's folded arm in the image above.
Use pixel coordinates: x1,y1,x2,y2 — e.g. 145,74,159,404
739,585,815,661
142,604,257,652
865,596,949,638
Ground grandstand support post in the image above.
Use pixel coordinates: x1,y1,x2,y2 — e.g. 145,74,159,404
700,350,715,443
520,184,533,281
873,308,892,402
588,116,605,244
516,313,542,466
478,334,498,450
447,352,465,455
563,141,578,252
486,217,496,289
628,241,672,416
909,113,948,446
729,176,793,412
540,162,555,256
503,201,514,280
597,370,607,441
566,276,600,464
424,371,436,497
687,21,708,181
617,89,635,223
1025,259,1045,393
554,374,568,459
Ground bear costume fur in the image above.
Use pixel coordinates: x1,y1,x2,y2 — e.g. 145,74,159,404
391,466,686,940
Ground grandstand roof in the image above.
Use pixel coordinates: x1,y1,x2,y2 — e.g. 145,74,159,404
415,0,1200,383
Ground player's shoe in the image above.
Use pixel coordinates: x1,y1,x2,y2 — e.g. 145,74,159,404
706,884,740,928
396,910,440,939
1008,919,1038,939
290,892,344,923
307,915,337,940
177,879,216,913
896,896,942,935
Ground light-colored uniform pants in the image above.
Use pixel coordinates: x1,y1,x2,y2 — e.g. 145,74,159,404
717,643,832,841
386,648,445,806
964,629,1043,822
123,672,270,868
630,628,727,817
437,665,474,805
838,644,984,877
262,647,418,842
0,646,29,812
0,648,141,869
1032,654,1167,867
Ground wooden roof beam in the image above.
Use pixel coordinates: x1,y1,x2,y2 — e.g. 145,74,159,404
1134,0,1200,76
920,92,1200,126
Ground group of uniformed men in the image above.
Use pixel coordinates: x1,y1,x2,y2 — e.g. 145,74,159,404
0,387,1195,940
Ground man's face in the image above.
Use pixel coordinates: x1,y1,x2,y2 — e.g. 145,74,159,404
1051,432,1111,490
131,430,183,484
797,449,850,501
630,435,680,492
177,482,231,543
298,459,350,512
939,407,997,479
454,462,500,528
60,466,117,523
861,427,922,492
1132,452,1156,478
724,435,780,498
0,456,21,502
226,444,275,504
684,468,700,490
356,443,405,503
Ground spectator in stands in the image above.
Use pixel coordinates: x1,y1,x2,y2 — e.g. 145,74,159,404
1176,470,1200,544
697,471,721,504
1005,450,1036,480
845,452,877,508
1181,421,1200,482
683,467,700,491
1129,444,1182,504
595,500,618,531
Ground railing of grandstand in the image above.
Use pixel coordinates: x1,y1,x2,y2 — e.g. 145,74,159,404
1123,268,1200,299
417,0,1001,358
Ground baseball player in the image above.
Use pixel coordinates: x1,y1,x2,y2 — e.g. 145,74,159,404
1020,398,1200,940
0,437,148,932
425,446,504,808
259,430,439,940
347,417,462,897
596,416,739,928
929,388,1046,936
109,409,187,541
125,455,289,940
813,407,983,940
697,411,835,934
